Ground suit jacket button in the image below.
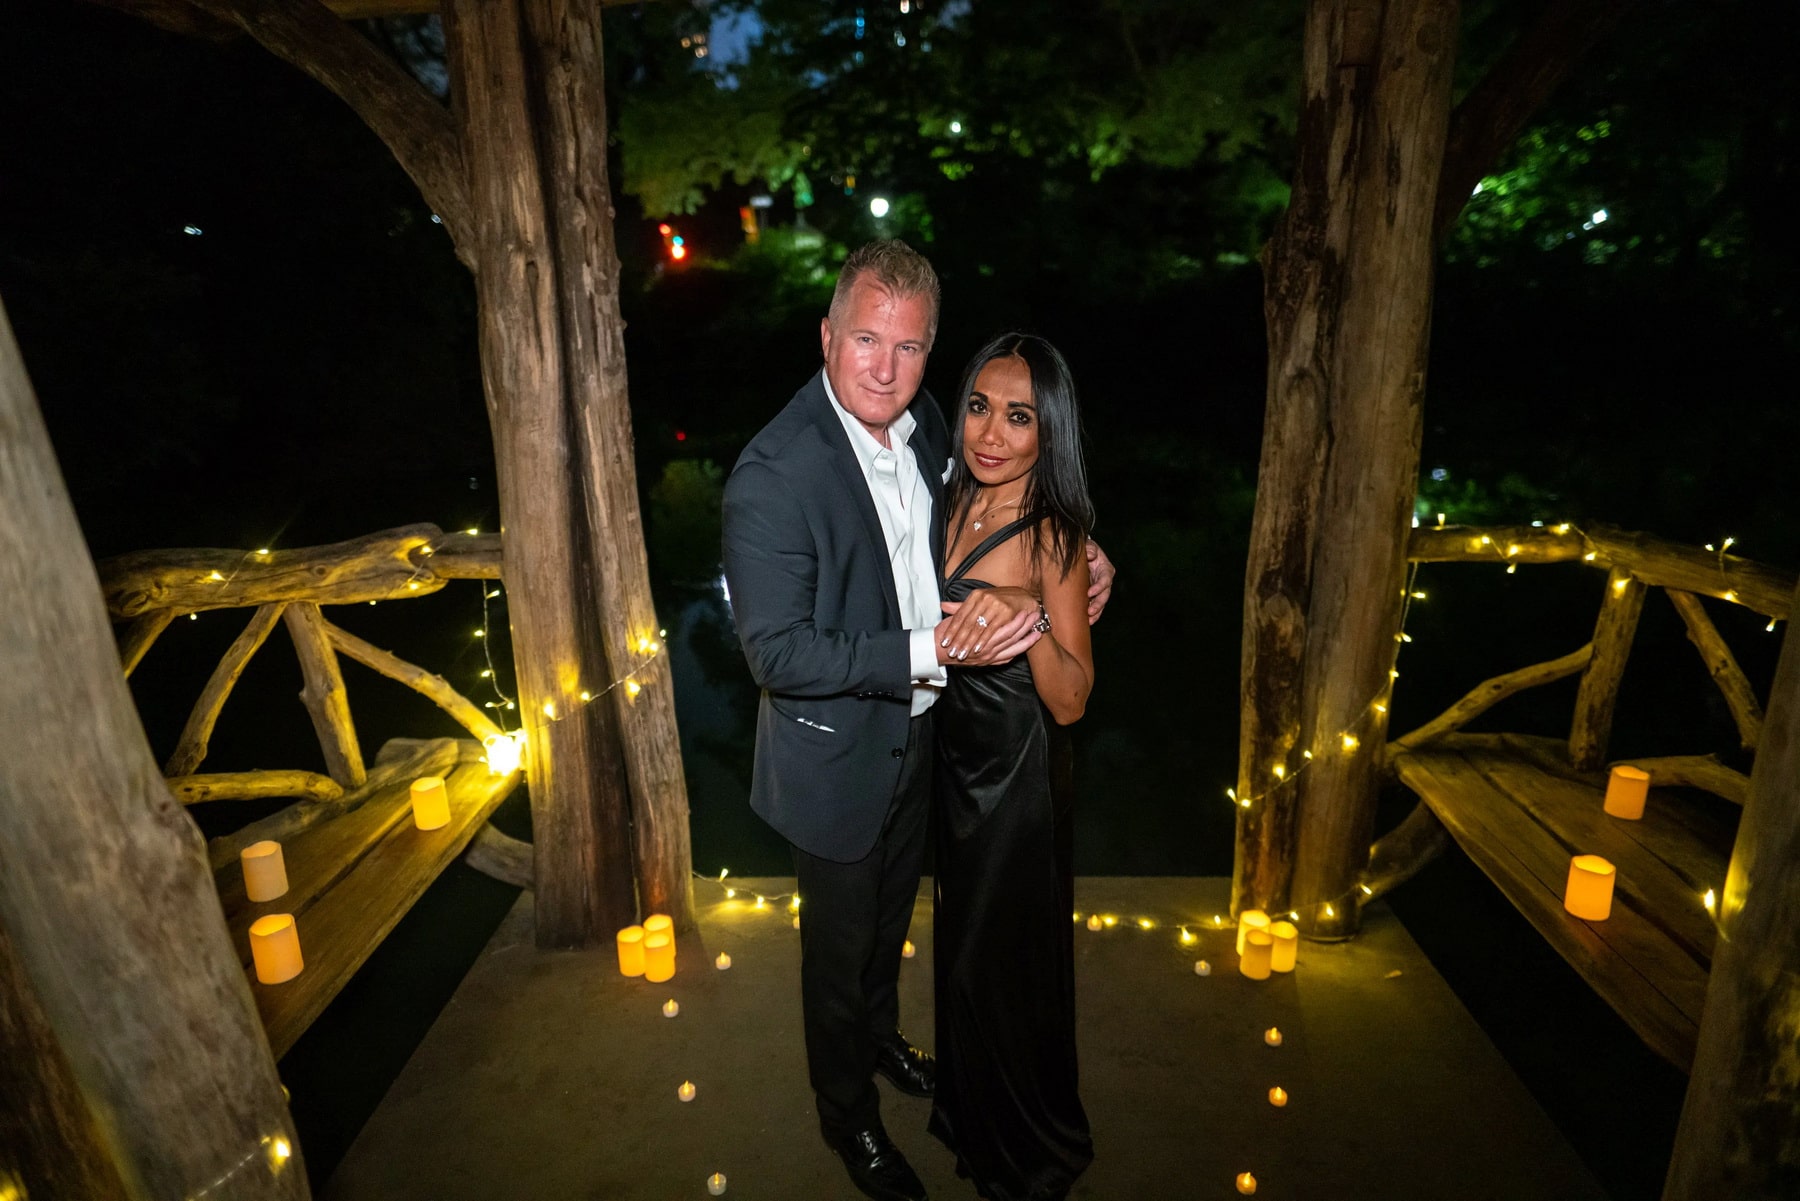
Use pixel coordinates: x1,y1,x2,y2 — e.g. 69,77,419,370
891,747,905,759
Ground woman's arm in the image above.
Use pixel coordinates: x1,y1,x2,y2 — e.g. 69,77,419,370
1026,543,1094,725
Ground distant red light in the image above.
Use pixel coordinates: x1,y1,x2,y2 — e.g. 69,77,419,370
675,430,688,442
670,244,688,261
658,223,672,236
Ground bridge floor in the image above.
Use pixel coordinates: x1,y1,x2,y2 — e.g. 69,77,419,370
325,877,1609,1201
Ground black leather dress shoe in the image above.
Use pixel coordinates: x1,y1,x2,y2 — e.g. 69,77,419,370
825,1126,929,1201
874,1033,936,1097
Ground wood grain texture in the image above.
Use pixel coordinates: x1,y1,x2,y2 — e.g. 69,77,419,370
1665,589,1764,749
170,770,343,807
166,602,289,776
1617,754,1751,807
284,602,366,789
117,608,174,676
322,616,503,744
1570,567,1647,770
0,296,307,1196
462,823,535,889
1392,642,1593,751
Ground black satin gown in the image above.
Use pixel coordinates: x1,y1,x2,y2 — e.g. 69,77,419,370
928,515,1093,1201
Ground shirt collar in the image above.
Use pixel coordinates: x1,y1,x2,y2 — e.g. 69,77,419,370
823,370,916,474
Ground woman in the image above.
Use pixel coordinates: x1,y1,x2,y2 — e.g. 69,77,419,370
929,333,1096,1201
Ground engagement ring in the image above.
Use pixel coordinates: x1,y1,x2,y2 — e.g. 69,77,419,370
975,615,988,628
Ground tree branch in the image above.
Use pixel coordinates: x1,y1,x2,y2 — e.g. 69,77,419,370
1434,0,1638,240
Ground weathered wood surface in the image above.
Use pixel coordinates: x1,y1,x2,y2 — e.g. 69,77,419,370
1406,523,1588,566
537,0,696,928
1392,642,1593,752
0,297,307,1196
419,532,502,579
166,601,289,776
1617,754,1752,807
1394,738,1714,1070
206,738,463,872
1570,567,1647,770
1359,800,1452,902
1665,589,1764,750
170,770,344,807
99,524,449,619
322,616,503,744
284,602,367,789
1665,581,1800,1199
117,608,174,676
443,0,642,944
462,823,535,889
1238,0,1460,936
218,751,521,1058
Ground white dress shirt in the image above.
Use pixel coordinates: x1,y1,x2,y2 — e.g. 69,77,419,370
824,374,947,715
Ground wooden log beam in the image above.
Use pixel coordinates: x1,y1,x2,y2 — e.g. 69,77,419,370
1616,755,1752,808
1359,799,1452,903
1664,579,1800,1199
1570,568,1647,770
1406,522,1588,565
1239,0,1461,937
462,823,534,889
321,617,504,744
168,770,344,807
165,602,289,776
418,531,503,579
117,608,174,677
1586,525,1795,620
98,524,449,619
1665,590,1766,749
284,602,366,788
0,296,307,1196
527,0,695,927
1392,642,1594,752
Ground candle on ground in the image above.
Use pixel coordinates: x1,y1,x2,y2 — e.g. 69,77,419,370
410,776,450,831
241,840,288,903
644,933,676,983
1603,765,1651,820
662,999,680,1018
707,1173,728,1196
1268,1086,1288,1107
249,914,303,984
678,1081,696,1103
642,913,674,941
1235,909,1269,956
1194,960,1211,976
616,926,646,977
902,940,915,958
1269,921,1299,973
1086,914,1104,931
1237,1171,1258,1195
1239,929,1273,981
715,952,732,971
1263,1027,1283,1047
1564,855,1616,921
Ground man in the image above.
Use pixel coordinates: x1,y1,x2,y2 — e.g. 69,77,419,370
722,240,1112,1201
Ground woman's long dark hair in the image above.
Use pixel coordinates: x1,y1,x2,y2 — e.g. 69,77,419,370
946,332,1095,579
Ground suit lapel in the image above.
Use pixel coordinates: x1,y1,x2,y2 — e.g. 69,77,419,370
810,375,903,625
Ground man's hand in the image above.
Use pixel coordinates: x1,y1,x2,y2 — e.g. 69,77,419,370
936,587,1040,666
1085,539,1117,625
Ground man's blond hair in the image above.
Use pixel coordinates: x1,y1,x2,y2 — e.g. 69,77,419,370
828,239,941,346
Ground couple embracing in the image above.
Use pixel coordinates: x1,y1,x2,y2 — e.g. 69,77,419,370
722,239,1115,1201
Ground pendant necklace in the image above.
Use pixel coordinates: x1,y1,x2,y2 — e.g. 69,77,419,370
970,498,1020,532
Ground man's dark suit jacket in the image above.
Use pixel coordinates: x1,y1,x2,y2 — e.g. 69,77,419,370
721,370,951,863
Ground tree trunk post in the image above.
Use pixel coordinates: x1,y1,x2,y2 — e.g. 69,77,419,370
1236,0,1460,937
0,298,307,1198
443,0,640,947
521,0,695,928
1663,589,1800,1200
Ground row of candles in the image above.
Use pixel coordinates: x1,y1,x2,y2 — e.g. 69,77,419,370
1563,764,1651,922
243,776,457,985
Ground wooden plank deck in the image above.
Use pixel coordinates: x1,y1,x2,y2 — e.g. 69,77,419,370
1393,733,1735,1071
215,738,520,1057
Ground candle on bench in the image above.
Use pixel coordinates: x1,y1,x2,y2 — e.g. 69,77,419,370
1240,929,1274,980
1564,854,1616,921
1269,921,1299,973
249,914,304,984
616,925,647,977
411,776,451,831
644,932,676,983
241,839,288,903
1603,764,1651,821
1235,909,1269,956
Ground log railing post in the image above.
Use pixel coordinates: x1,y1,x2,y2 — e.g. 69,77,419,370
284,601,366,788
0,297,307,1197
1666,589,1765,750
1663,592,1800,1199
1569,568,1647,770
167,602,289,776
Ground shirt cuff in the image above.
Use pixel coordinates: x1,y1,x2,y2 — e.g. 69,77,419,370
909,628,948,686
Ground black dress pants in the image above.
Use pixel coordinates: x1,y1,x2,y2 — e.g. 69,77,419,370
791,709,933,1137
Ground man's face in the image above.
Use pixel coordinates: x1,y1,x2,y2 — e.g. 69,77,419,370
820,277,933,442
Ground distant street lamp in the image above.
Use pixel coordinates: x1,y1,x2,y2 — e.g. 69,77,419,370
869,196,891,219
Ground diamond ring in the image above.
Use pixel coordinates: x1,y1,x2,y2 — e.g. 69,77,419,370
975,615,988,628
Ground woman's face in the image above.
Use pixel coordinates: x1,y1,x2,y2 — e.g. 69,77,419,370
962,354,1039,490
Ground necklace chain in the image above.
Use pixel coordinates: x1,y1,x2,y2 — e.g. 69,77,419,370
969,497,1022,531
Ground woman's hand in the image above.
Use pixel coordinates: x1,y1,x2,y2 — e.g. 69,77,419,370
1085,539,1117,625
936,586,1041,665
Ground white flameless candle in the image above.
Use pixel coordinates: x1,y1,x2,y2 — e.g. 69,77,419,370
715,952,732,970
707,1173,728,1196
616,926,646,977
902,940,915,958
1086,914,1104,931
1263,1027,1282,1047
1564,855,1616,921
1237,1171,1258,1194
1239,929,1273,981
1236,909,1269,955
1268,1086,1288,1107
1269,921,1299,973
249,914,303,984
678,1080,696,1102
1194,960,1211,976
410,776,450,831
1603,765,1650,820
662,999,680,1018
241,840,288,903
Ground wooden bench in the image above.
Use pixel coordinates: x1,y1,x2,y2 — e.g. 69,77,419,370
213,737,521,1058
1392,732,1734,1070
